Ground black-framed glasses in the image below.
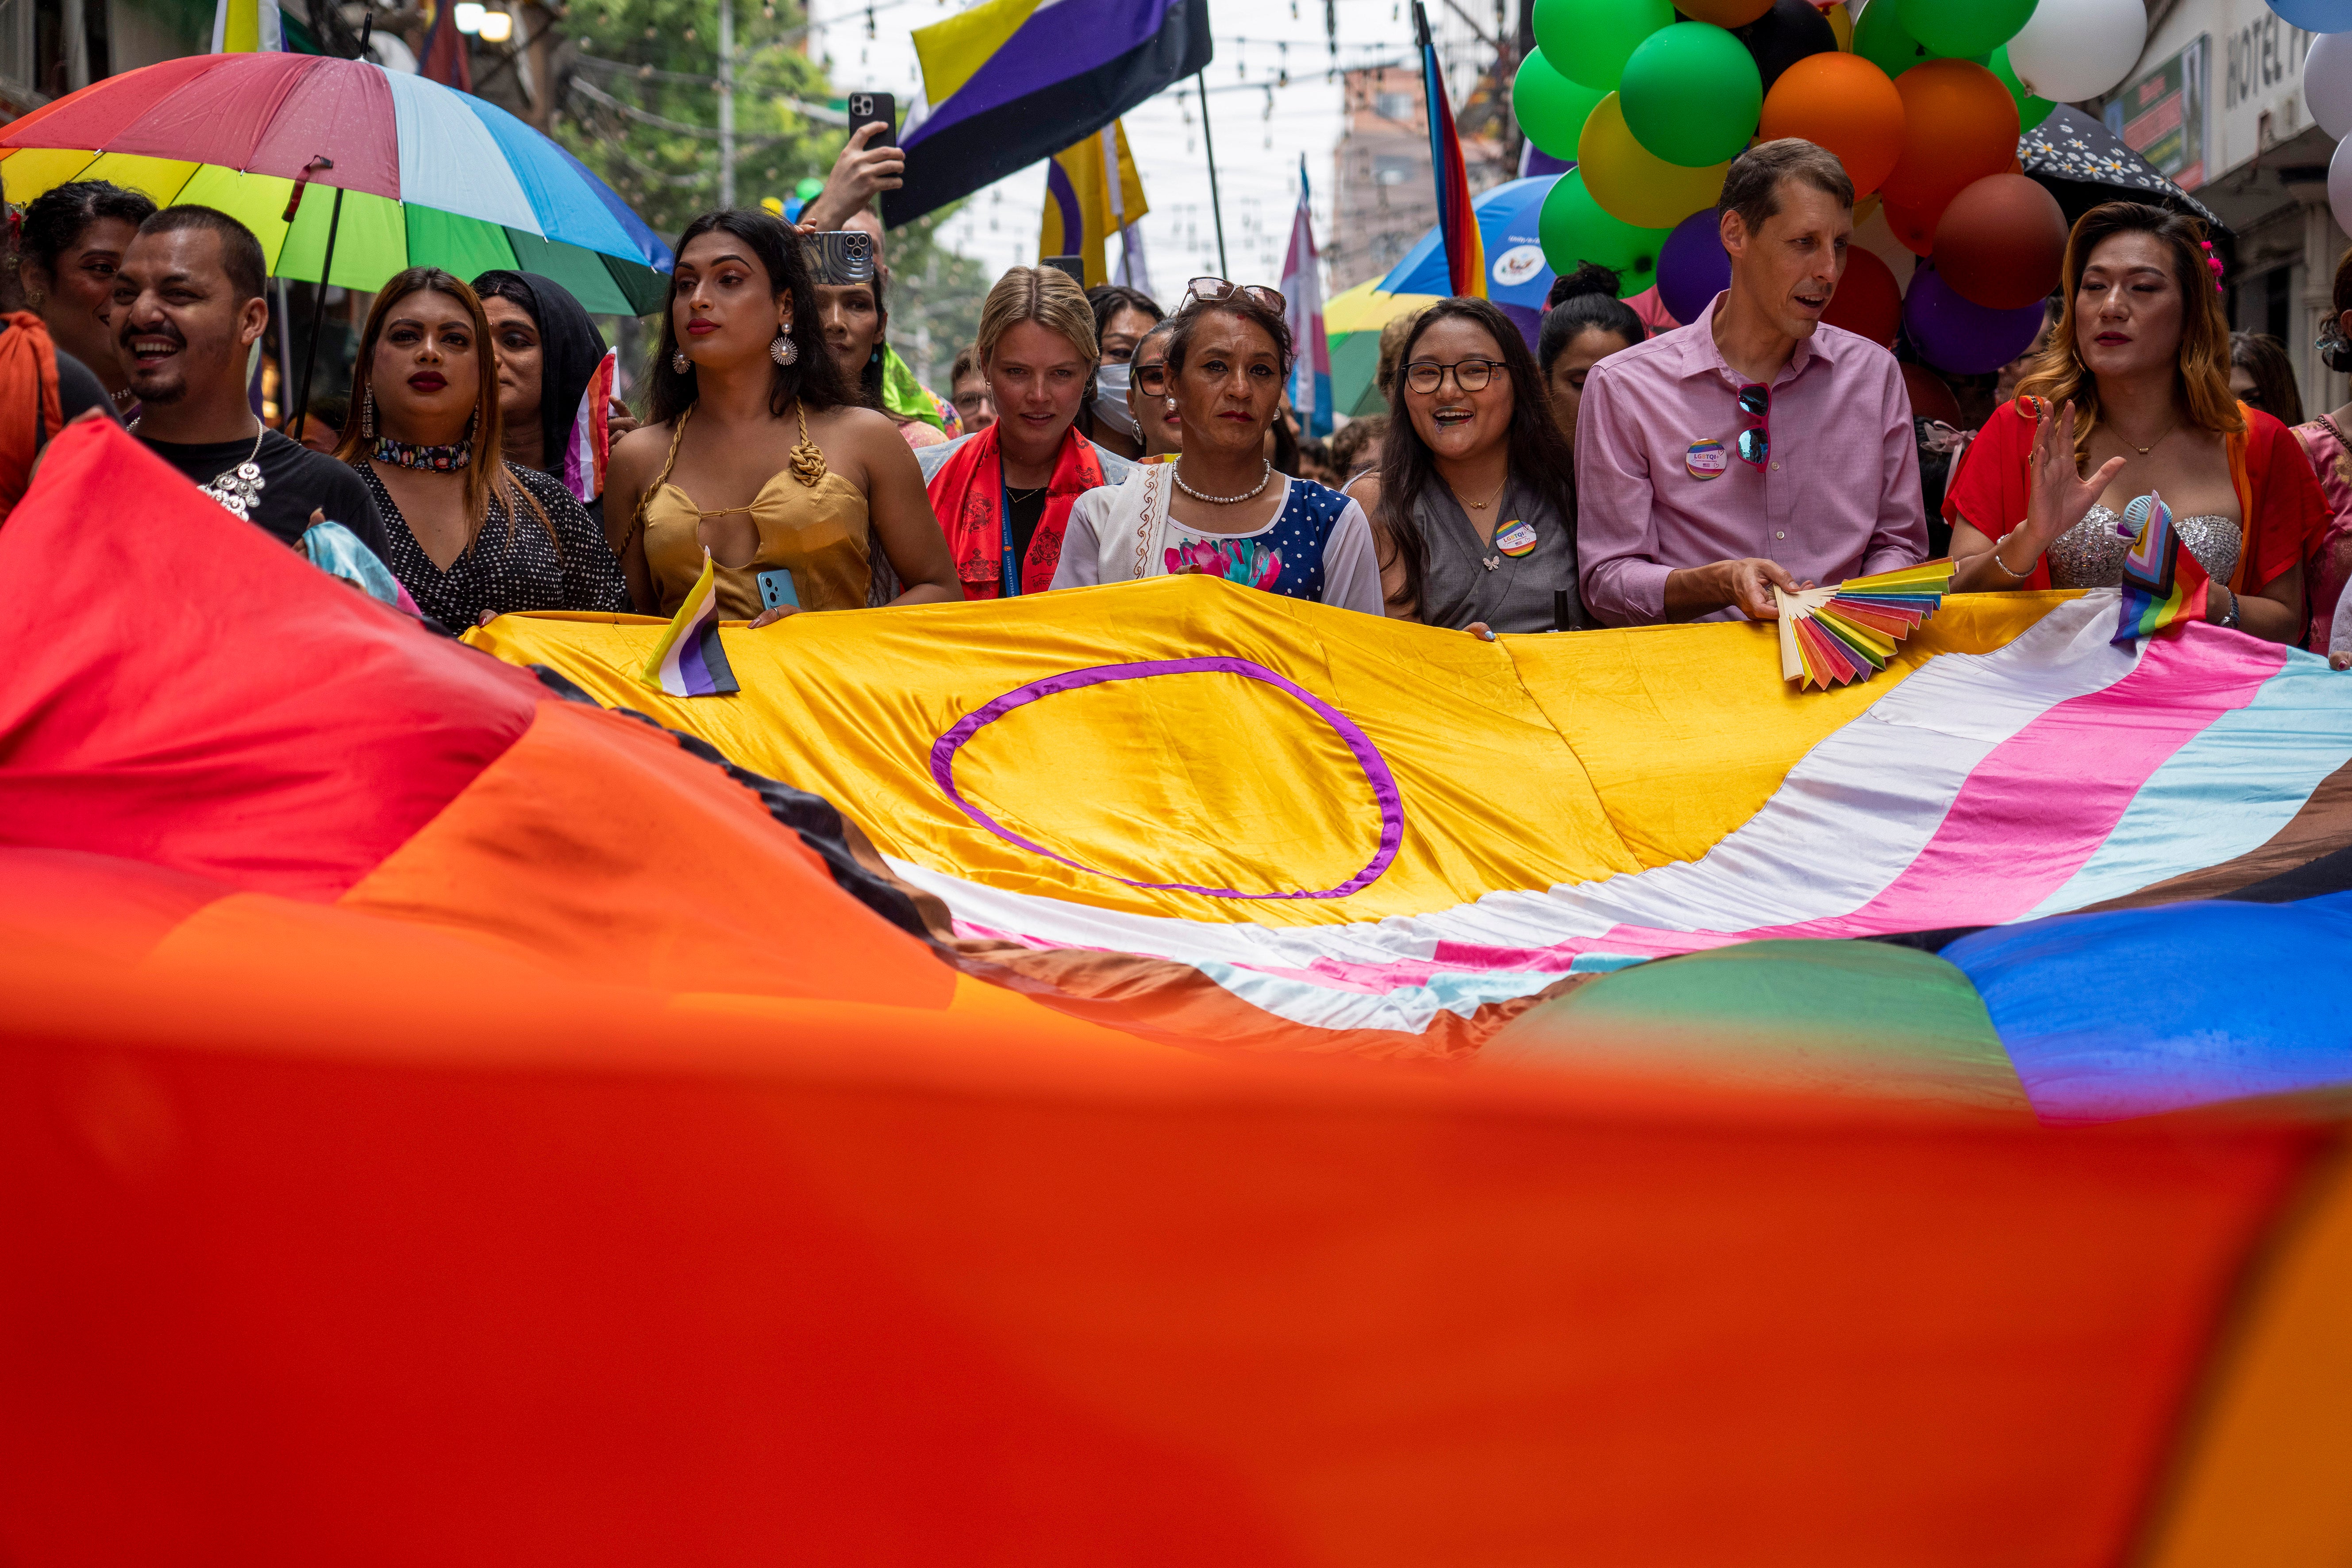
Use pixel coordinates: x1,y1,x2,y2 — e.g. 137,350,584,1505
1735,381,1770,468
1183,275,1286,313
1404,357,1504,396
1133,358,1170,395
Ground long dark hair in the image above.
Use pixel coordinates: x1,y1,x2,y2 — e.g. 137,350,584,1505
647,208,851,428
335,267,552,550
855,265,890,408
1374,297,1577,617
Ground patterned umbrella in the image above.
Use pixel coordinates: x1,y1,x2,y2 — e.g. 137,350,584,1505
2018,105,2226,233
0,52,674,315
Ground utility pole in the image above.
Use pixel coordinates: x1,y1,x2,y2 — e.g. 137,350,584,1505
717,0,736,208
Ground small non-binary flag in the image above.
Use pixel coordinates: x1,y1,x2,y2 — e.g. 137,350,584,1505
1282,158,1332,438
563,348,617,505
1039,119,1151,289
209,0,281,52
1414,1,1483,299
639,551,740,697
2113,491,2210,647
890,0,1212,227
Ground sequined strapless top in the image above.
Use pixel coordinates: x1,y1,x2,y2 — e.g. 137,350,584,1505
2048,502,2240,589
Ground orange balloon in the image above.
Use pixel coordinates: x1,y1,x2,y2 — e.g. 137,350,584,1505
1877,59,2019,216
1933,172,2068,310
1823,244,1901,347
1880,196,1941,256
1757,52,1904,196
1678,0,1773,22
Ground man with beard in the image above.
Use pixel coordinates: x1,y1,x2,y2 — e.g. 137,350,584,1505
114,206,384,556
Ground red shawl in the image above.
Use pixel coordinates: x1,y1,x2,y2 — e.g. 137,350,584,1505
925,420,1105,599
1944,398,2327,595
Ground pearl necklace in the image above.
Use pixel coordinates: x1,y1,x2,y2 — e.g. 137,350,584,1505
1171,458,1273,505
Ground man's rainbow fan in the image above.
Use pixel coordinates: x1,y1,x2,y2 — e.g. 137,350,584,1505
1773,561,1957,690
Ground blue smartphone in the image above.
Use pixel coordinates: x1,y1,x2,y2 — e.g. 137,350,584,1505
756,568,799,611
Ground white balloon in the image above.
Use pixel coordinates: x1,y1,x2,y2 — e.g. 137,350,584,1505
2007,0,2148,104
2329,132,2352,239
2310,33,2352,142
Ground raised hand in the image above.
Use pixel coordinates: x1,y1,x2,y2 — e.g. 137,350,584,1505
2022,398,2127,555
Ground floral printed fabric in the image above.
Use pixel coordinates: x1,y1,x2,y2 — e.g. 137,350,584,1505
1166,534,1282,590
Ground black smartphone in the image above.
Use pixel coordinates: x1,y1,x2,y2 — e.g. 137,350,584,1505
846,91,897,149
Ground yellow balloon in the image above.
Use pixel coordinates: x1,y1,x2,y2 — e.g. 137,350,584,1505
1576,94,1731,231
1824,1,1853,51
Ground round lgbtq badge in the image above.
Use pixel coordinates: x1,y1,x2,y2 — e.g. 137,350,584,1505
1686,439,1728,480
1493,519,1538,558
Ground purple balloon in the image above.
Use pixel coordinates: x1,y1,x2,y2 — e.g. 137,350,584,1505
1904,265,2046,376
1656,210,1729,326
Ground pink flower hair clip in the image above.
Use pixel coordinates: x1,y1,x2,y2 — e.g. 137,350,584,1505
2201,239,2225,294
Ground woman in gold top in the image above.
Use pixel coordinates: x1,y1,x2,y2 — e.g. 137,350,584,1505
607,209,959,623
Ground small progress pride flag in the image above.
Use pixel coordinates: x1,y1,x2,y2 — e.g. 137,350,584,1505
2113,491,2209,647
639,551,739,697
564,349,617,505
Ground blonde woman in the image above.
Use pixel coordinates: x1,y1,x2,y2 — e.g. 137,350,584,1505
918,266,1133,599
337,266,625,627
1944,202,2324,645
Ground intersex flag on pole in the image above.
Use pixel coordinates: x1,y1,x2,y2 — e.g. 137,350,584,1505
889,0,1212,227
209,0,281,52
1283,158,1332,438
1413,1,1483,299
1039,119,1151,289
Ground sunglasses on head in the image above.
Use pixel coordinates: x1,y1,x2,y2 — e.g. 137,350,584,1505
1183,276,1286,313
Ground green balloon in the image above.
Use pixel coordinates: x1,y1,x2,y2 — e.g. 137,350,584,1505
1852,0,1983,78
1532,0,1673,91
795,176,826,200
1619,23,1760,169
1511,52,1607,161
1538,169,1671,298
1991,44,2056,131
1895,0,2036,59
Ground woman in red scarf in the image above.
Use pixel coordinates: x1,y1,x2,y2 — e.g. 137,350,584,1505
1944,202,2323,644
919,267,1134,599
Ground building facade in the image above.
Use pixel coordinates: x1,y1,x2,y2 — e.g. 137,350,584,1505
0,0,206,117
2105,0,2349,421
1328,64,1436,293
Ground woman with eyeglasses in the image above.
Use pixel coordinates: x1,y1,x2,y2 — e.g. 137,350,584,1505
1348,298,1583,634
1051,277,1383,613
1124,318,1181,460
1945,202,2323,646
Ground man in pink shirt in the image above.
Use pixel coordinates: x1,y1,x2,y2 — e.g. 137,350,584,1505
1575,139,1927,624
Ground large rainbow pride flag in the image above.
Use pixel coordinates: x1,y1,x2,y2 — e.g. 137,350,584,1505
5,420,2352,1563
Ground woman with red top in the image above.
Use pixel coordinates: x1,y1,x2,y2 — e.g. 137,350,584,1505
918,266,1133,599
1944,202,2324,646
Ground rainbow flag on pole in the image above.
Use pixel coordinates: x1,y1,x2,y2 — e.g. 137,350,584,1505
1413,1,1484,299
2112,492,2209,647
639,552,739,697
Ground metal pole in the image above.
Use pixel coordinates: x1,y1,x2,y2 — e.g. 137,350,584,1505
718,0,735,207
1195,71,1228,278
287,179,347,447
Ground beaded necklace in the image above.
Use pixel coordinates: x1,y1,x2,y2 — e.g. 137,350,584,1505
371,435,472,472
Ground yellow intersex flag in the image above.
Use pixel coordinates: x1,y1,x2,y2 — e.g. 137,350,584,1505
210,0,282,51
1039,119,1149,289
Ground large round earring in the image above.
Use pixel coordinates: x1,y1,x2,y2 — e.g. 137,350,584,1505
771,331,798,366
23,289,41,308
672,348,690,374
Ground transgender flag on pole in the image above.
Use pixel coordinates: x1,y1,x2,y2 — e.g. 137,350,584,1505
639,551,739,697
1283,158,1332,439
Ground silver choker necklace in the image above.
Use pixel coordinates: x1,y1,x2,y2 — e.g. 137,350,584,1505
1171,458,1273,505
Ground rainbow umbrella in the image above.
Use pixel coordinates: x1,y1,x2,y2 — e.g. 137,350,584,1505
0,53,673,316
1324,277,1441,418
